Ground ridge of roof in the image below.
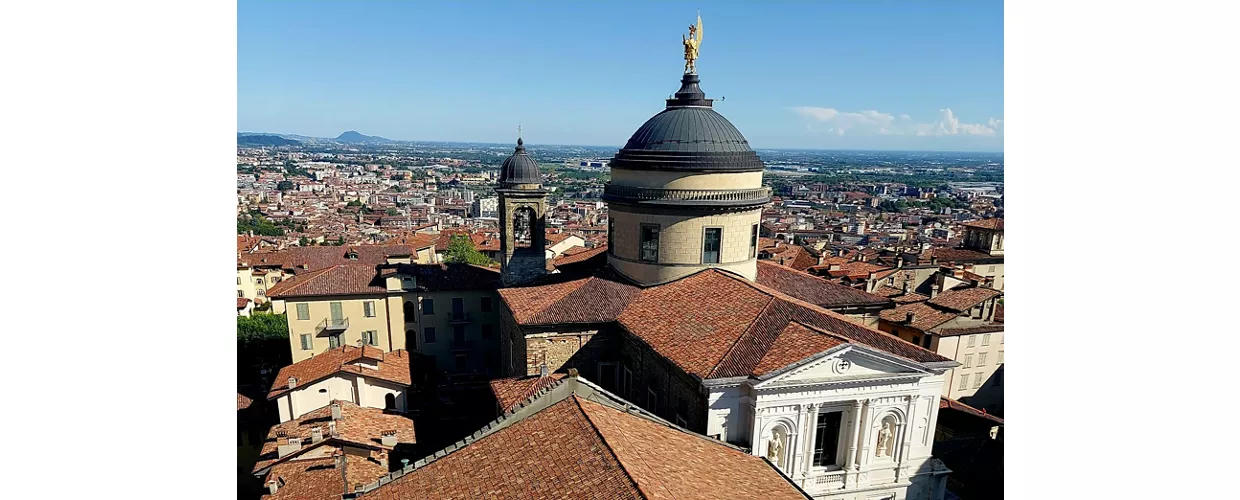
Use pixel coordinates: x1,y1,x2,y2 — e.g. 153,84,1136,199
571,395,653,500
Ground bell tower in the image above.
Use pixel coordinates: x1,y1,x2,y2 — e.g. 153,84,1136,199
496,136,548,286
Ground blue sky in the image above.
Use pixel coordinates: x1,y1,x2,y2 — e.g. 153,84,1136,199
239,1,1003,151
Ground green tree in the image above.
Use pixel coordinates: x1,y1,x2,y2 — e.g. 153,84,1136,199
277,180,295,191
346,200,363,207
386,208,400,216
336,236,346,246
298,236,309,246
445,234,495,266
237,313,290,385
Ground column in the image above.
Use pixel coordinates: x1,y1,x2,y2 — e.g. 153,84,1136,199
800,403,819,481
789,404,805,480
843,400,863,487
857,399,874,469
895,395,917,482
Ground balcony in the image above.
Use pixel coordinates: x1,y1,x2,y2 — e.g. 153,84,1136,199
602,185,772,208
448,312,471,325
316,317,349,335
809,469,847,493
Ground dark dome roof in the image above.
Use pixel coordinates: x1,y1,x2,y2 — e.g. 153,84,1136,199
610,74,764,173
499,138,542,185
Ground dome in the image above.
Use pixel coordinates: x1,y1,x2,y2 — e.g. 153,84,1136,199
498,138,542,186
610,73,764,172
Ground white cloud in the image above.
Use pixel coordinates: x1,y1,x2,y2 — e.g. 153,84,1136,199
791,106,999,137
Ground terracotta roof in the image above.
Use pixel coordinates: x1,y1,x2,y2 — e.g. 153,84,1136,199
238,393,254,411
488,373,568,413
760,244,819,271
253,400,415,474
941,397,1004,425
362,395,808,500
962,218,1004,231
262,455,390,500
266,264,388,298
927,287,1003,312
384,263,500,292
756,260,891,309
268,346,411,400
551,244,608,268
994,303,1004,323
879,302,961,332
872,285,930,304
503,267,950,381
386,232,438,251
242,245,416,272
751,323,848,377
929,247,999,263
938,325,1005,337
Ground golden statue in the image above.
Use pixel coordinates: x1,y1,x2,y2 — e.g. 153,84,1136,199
682,13,703,74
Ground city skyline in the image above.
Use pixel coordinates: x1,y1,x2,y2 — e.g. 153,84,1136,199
239,1,1003,152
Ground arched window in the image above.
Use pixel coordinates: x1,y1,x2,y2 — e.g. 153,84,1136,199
513,206,535,248
384,393,397,410
404,301,415,320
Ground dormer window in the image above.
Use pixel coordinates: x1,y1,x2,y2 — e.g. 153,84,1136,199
346,250,359,260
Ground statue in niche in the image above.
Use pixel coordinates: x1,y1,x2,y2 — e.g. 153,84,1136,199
875,418,896,458
767,427,786,468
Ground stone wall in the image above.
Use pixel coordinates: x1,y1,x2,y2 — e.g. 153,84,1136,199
609,206,762,285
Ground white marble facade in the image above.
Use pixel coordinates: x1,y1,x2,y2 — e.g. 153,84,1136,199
706,345,953,500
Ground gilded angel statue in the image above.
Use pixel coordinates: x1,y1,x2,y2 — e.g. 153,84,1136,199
682,14,703,74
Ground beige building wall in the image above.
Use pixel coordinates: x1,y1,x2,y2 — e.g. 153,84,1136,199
609,207,761,284
610,169,763,190
401,289,503,374
286,295,402,363
275,373,408,422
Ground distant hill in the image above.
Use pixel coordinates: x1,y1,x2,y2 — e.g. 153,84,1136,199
335,130,393,144
237,134,300,146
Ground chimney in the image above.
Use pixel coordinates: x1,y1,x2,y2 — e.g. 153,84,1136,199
277,437,303,458
311,426,323,444
906,311,916,324
539,363,549,377
567,368,580,378
896,256,904,268
331,403,342,421
266,480,280,495
328,420,338,437
930,256,938,265
287,377,297,390
381,430,398,447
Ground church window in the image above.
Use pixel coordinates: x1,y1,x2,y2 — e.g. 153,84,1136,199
812,411,843,467
702,227,722,264
640,224,660,262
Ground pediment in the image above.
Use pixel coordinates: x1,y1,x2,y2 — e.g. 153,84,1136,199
756,346,928,388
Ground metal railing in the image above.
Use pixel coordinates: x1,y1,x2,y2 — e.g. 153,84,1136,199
316,317,349,335
603,184,772,205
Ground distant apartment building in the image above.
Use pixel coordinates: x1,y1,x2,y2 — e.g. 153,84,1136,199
267,262,503,376
470,197,498,218
877,286,1003,412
